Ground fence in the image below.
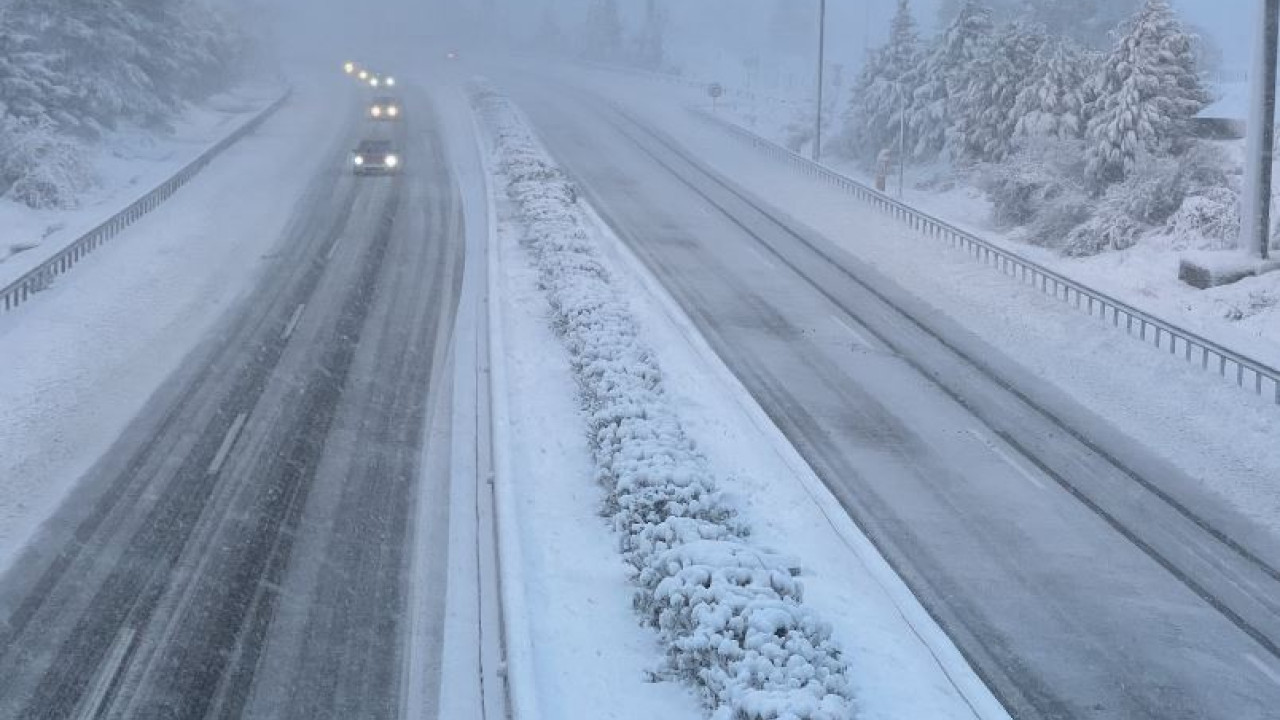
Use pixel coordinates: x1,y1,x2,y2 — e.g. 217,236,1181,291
1,89,293,315
695,110,1280,407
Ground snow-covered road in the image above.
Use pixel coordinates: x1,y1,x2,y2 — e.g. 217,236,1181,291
0,79,484,718
504,75,1280,720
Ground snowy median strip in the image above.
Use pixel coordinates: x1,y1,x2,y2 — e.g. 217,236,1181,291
471,82,855,720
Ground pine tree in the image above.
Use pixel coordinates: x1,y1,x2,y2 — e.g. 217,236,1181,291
0,11,75,128
950,20,1045,163
582,0,623,63
635,0,667,70
908,0,994,160
1083,0,1208,188
842,0,921,163
1013,37,1096,141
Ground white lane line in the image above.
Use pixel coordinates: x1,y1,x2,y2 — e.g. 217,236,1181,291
830,314,875,348
282,303,306,340
1246,653,1280,686
208,412,248,476
966,429,1047,490
326,237,343,260
74,626,136,720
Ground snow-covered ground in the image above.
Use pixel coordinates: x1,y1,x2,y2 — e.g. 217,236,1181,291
583,66,1280,372
0,80,287,289
0,77,347,574
537,65,1280,555
478,82,1005,720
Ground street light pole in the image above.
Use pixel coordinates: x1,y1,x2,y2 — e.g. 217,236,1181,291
1242,0,1280,260
813,0,827,163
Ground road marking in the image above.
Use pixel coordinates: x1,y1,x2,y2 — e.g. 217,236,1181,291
1246,653,1280,686
966,429,1047,490
282,303,306,340
208,412,248,476
830,314,875,348
326,237,343,260
75,626,135,720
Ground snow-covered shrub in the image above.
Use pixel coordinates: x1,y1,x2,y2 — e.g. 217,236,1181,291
0,117,94,209
979,136,1096,248
1222,291,1278,322
1062,200,1145,257
474,82,855,720
1109,145,1227,226
979,137,1086,229
1164,186,1240,251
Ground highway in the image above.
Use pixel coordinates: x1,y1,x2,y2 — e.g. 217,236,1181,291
0,86,478,719
507,76,1280,720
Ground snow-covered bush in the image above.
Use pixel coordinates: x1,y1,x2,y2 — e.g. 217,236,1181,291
1109,145,1227,226
1164,187,1240,251
474,82,855,720
980,138,1084,228
1062,199,1145,257
0,117,94,209
979,137,1094,248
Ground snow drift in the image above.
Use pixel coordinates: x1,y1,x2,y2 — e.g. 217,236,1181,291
473,82,855,720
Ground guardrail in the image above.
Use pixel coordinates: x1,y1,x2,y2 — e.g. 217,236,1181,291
1,89,293,316
696,110,1280,407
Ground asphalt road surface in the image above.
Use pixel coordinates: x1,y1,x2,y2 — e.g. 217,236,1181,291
0,86,468,720
508,75,1280,720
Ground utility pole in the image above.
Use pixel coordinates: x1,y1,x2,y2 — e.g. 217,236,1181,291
813,0,827,162
1242,0,1280,260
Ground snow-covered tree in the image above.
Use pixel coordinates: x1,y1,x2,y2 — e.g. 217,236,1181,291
634,0,667,70
1013,38,1097,141
582,0,623,63
1083,0,1208,189
950,20,1045,163
0,0,246,207
0,13,75,129
842,0,922,163
909,0,994,160
0,115,94,208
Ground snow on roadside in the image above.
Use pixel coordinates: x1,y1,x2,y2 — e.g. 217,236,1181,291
0,80,287,287
567,64,1280,373
544,68,1280,542
0,77,346,575
473,82,856,720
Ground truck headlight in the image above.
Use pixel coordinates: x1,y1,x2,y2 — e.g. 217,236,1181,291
354,155,365,165
385,155,399,168
371,106,382,117
387,106,399,117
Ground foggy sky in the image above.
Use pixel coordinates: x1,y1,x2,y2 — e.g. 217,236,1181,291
262,0,1254,78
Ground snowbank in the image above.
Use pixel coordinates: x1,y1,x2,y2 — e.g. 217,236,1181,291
472,82,855,720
